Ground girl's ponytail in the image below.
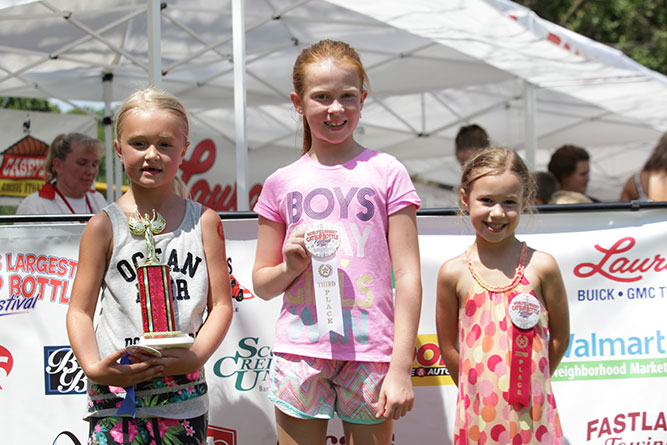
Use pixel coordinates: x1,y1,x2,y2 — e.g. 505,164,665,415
171,176,190,199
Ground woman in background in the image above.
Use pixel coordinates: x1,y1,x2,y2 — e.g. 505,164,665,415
16,132,106,215
619,132,667,202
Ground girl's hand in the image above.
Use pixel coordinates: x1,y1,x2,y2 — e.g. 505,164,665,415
282,227,311,276
252,217,310,300
87,349,164,387
375,369,415,420
153,347,203,377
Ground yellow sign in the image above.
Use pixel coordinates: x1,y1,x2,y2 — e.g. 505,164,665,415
0,179,45,197
411,334,455,386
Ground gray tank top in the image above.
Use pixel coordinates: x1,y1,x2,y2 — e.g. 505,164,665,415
88,200,209,419
634,172,651,201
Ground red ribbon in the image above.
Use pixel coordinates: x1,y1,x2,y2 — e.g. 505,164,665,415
509,326,534,406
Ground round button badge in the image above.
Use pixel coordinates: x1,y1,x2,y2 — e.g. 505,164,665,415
304,223,340,258
508,293,542,329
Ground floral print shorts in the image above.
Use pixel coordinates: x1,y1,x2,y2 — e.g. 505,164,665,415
87,414,207,445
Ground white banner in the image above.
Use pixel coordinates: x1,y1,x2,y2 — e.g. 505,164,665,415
1,209,666,444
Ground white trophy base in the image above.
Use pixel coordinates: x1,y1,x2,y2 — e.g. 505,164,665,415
126,344,162,358
139,333,194,350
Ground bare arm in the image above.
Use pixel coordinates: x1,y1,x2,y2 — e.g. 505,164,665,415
536,251,571,375
66,212,163,386
251,216,310,300
619,175,637,201
376,205,422,420
436,256,463,387
157,209,234,375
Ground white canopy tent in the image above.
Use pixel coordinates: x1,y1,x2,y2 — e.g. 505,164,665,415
0,0,665,206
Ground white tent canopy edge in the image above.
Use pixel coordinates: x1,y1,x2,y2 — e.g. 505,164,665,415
0,0,664,206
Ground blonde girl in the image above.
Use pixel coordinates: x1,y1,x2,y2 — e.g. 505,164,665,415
66,87,233,444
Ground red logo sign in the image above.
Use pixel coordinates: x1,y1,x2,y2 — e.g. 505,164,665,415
180,139,262,211
587,411,667,441
574,237,667,283
0,155,45,179
207,425,237,445
0,345,14,389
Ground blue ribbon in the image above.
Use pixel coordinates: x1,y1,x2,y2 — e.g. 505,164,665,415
116,352,136,418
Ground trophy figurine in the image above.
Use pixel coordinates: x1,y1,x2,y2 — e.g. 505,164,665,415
128,209,194,354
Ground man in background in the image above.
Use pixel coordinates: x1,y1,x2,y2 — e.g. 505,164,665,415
455,124,490,166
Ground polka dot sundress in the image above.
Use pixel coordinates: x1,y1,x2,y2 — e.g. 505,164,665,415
454,244,564,445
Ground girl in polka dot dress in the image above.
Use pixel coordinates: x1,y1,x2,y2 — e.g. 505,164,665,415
436,147,570,445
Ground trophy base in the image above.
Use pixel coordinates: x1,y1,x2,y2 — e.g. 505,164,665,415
139,332,194,349
127,344,162,358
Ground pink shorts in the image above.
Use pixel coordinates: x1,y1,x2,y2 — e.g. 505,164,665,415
269,352,389,424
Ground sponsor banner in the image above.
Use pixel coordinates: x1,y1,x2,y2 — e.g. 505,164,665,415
554,358,667,381
43,346,86,395
178,135,272,211
585,411,667,443
0,251,79,313
411,334,454,387
207,425,237,445
0,178,45,197
0,155,45,180
211,336,273,393
0,224,88,443
1,210,666,444
0,345,13,390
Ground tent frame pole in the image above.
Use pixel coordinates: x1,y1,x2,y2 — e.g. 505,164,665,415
147,0,162,88
102,73,114,202
523,81,537,170
233,0,249,211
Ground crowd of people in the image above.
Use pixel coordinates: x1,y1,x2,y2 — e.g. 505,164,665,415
453,124,666,206
15,106,665,218
9,38,665,445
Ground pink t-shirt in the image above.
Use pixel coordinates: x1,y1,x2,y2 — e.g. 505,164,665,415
254,149,420,362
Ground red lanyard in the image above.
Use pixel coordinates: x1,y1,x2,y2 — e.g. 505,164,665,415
53,185,93,214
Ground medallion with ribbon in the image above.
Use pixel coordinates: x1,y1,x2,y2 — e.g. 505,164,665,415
508,292,542,406
304,222,344,336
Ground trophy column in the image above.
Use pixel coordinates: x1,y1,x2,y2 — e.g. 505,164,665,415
129,210,194,351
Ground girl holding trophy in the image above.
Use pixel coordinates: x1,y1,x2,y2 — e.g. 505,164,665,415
66,88,233,444
252,40,422,445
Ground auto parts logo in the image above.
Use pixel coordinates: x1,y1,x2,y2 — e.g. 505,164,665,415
411,334,454,386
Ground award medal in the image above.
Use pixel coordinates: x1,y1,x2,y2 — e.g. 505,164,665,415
508,292,541,329
304,223,340,258
304,223,344,336
508,292,542,406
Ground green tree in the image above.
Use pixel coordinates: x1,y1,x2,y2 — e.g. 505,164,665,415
0,96,60,112
513,0,667,75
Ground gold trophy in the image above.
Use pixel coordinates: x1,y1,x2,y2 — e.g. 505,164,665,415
127,210,194,357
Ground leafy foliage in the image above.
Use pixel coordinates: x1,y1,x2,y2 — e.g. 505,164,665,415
513,0,667,75
0,96,60,112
